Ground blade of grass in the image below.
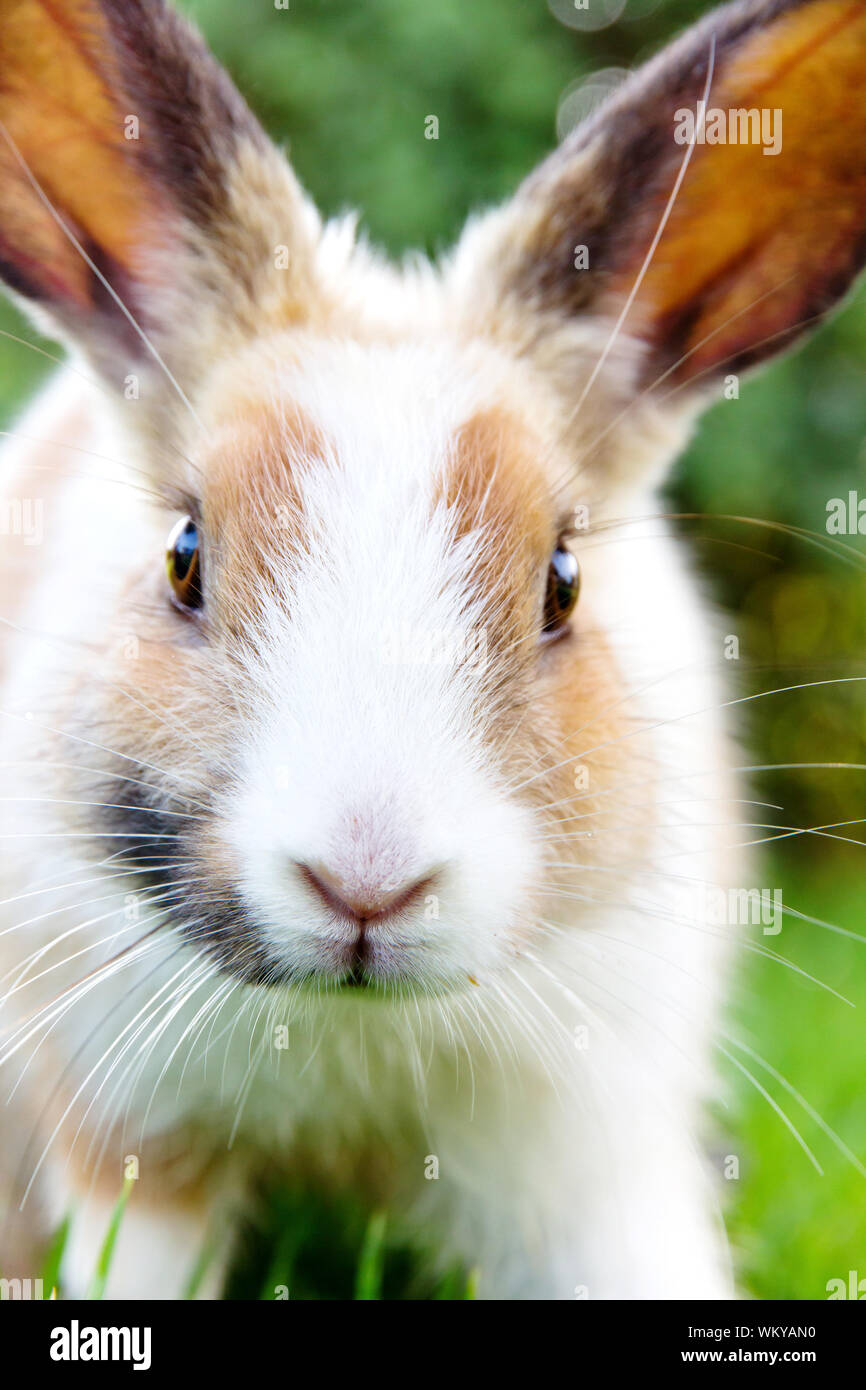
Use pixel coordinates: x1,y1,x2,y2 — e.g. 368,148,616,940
258,1228,302,1300
433,1263,478,1299
86,1175,135,1300
182,1238,221,1301
354,1210,387,1300
40,1212,71,1299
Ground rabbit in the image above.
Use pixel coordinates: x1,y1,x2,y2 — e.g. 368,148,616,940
0,0,864,1301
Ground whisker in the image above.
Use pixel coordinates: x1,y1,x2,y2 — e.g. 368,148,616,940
18,948,203,1206
512,676,866,798
0,708,211,811
716,1043,824,1175
720,1032,866,1179
0,795,203,820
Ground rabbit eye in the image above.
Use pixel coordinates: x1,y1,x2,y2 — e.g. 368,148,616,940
166,516,203,611
543,544,580,636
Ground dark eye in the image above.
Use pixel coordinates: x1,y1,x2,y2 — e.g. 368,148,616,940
543,544,580,636
166,516,203,611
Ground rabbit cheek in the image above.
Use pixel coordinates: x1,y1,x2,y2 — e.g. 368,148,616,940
534,617,658,918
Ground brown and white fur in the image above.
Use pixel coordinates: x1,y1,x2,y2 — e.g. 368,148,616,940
0,0,865,1299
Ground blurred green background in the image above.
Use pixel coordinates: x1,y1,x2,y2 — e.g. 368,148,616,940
3,0,864,1299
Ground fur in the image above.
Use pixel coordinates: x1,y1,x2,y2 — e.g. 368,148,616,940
1,0,865,1299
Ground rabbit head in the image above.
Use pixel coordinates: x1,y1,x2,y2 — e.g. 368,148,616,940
1,0,865,998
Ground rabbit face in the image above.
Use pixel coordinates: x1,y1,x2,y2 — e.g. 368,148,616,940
74,329,657,994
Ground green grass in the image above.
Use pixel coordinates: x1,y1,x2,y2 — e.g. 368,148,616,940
224,1190,474,1300
18,1187,473,1301
722,852,866,1300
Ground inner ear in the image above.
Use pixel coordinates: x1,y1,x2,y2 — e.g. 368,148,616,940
0,0,317,383
469,0,866,394
0,0,238,324
0,1,166,323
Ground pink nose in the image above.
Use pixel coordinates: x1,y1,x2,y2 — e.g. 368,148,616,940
297,861,435,925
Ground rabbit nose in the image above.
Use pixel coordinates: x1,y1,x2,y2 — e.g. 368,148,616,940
297,861,436,925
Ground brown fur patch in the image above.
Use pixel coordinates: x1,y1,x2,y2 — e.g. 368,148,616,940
202,399,330,634
441,405,553,661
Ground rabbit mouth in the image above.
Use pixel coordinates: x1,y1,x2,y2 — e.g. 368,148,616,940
90,790,440,992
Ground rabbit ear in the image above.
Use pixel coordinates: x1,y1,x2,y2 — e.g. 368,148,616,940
0,0,318,394
459,0,866,402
